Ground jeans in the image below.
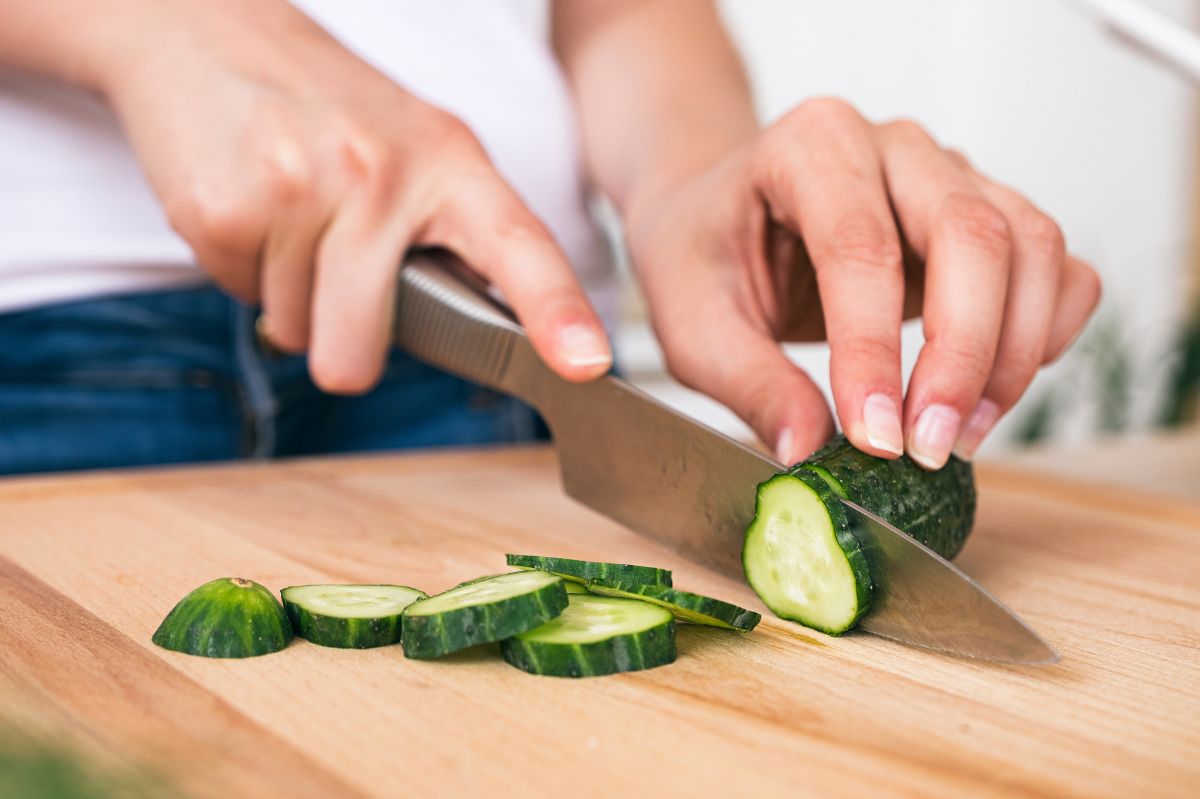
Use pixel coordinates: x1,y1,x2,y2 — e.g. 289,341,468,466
0,286,546,476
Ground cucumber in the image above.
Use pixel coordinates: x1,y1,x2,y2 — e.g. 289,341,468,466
797,434,975,559
281,584,427,649
506,554,671,588
743,470,873,635
152,577,293,658
585,583,761,631
500,594,676,677
401,571,568,659
563,581,590,595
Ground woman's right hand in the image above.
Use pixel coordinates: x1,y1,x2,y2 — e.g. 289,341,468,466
94,0,611,392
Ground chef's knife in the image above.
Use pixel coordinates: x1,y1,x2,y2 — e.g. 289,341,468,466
392,251,1059,665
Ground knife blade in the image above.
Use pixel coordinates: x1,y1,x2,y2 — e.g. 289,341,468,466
392,252,1059,664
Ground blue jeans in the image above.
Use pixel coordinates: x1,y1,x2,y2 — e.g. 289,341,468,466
0,287,546,475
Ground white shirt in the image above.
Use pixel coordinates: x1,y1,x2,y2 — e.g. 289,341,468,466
0,0,614,324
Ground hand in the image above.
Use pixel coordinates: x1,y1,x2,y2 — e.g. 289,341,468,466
624,98,1100,468
95,0,610,392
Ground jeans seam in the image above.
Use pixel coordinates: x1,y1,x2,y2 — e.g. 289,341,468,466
233,305,277,458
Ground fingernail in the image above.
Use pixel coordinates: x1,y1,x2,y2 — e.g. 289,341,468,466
558,324,612,369
908,403,961,470
775,427,795,465
953,399,1001,461
861,393,903,456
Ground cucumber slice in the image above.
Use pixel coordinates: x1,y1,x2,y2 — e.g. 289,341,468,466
796,434,975,559
500,594,676,677
152,577,293,658
742,470,872,635
563,581,590,595
401,571,568,659
506,554,671,587
585,583,761,631
281,584,426,649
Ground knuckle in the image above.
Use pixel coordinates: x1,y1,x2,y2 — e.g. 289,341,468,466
939,193,1012,254
425,108,474,143
926,332,995,385
882,117,934,145
167,193,251,252
818,213,902,272
1013,209,1065,261
773,97,864,145
839,335,901,367
336,123,398,188
791,96,859,126
259,137,314,201
942,147,973,171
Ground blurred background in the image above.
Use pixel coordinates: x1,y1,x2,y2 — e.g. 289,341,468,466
596,0,1200,468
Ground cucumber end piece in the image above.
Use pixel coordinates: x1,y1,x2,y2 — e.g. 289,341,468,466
152,577,293,658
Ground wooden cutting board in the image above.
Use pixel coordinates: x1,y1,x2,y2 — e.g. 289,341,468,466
0,447,1196,798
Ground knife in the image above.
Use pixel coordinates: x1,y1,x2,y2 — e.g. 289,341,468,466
392,251,1059,665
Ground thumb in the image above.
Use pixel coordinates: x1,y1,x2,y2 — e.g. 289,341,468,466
659,317,834,465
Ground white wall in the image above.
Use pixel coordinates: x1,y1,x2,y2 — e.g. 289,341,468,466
619,0,1200,451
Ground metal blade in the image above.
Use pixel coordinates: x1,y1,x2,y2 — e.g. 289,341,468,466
543,375,1057,664
391,255,1057,664
845,500,1060,665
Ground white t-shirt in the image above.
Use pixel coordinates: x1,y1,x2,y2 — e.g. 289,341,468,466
0,0,614,324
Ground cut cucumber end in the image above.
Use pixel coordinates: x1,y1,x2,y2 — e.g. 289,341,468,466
501,594,676,677
743,472,872,636
152,577,293,658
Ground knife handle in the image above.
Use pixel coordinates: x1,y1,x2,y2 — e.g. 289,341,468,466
393,250,550,405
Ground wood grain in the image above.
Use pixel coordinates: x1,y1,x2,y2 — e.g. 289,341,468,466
0,446,1196,798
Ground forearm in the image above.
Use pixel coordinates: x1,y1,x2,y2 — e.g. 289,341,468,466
0,0,316,96
0,0,174,91
552,0,757,215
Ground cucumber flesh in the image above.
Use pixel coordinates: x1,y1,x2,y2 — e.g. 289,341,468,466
500,594,676,677
563,581,590,595
152,577,293,658
742,470,872,635
401,571,568,659
506,554,671,587
281,584,426,649
585,583,760,631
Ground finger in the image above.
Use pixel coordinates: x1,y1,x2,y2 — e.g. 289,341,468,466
753,99,905,457
952,173,1067,460
259,172,335,354
424,171,611,382
171,193,269,304
308,154,412,395
878,121,1012,469
658,307,834,464
1044,255,1102,362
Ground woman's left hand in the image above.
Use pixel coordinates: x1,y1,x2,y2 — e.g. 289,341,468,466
623,98,1100,469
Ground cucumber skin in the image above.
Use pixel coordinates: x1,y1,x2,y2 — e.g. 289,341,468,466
506,555,671,588
401,575,569,660
500,619,676,678
798,434,976,559
152,578,293,658
743,471,874,636
586,583,761,631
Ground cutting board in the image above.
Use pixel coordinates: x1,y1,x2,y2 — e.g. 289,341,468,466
0,447,1196,798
